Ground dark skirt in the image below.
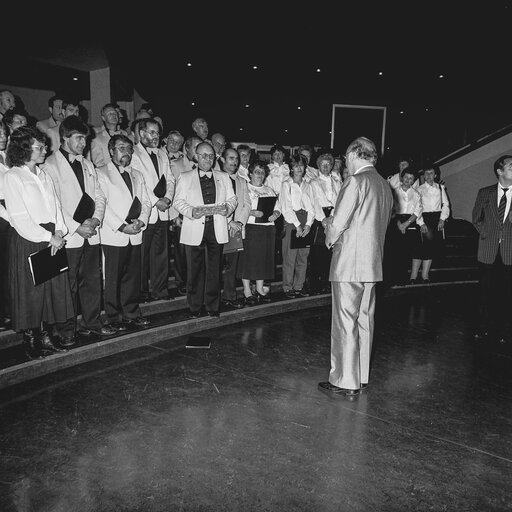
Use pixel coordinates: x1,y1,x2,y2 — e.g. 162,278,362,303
237,224,275,280
413,211,443,260
8,230,74,331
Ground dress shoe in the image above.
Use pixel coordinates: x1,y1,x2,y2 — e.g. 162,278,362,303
140,294,154,303
176,285,187,296
318,381,360,398
284,290,296,299
409,279,417,285
295,289,309,297
422,278,431,284
40,330,68,353
125,316,150,327
111,322,128,332
99,325,118,336
207,311,220,318
244,295,258,307
189,310,201,319
59,335,77,348
221,298,244,309
22,329,45,359
255,291,271,303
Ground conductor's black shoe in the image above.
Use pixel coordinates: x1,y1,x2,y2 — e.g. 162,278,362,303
318,381,360,398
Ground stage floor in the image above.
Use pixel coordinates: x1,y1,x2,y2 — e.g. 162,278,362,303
0,284,511,511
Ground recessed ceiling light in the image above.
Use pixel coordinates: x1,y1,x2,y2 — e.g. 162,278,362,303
240,128,243,131
252,65,258,70
378,71,383,76
400,111,404,114
73,77,78,81
284,129,288,132
297,106,301,110
187,62,192,67
245,104,250,108
191,102,195,106
316,68,321,73
439,74,444,79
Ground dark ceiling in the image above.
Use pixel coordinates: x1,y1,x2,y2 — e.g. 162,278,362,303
4,2,512,167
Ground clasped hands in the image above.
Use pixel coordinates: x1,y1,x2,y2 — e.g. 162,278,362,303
295,224,311,238
76,217,100,239
250,209,280,223
49,230,66,256
123,219,145,235
192,204,229,219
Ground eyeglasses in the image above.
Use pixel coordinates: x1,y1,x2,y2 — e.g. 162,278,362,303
32,144,48,152
197,153,215,161
143,129,160,137
114,145,133,154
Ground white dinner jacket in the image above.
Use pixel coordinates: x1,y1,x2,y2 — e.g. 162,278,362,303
131,143,173,224
42,150,106,248
96,162,151,246
173,169,237,246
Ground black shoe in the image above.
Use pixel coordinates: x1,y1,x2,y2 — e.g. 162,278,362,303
189,310,201,319
244,295,258,307
422,278,431,284
176,286,187,296
207,311,220,318
40,330,68,353
318,381,360,398
409,279,417,285
23,329,45,359
111,322,128,332
125,316,150,327
284,290,296,299
140,294,154,303
221,298,244,309
255,291,271,303
295,289,309,297
59,335,77,348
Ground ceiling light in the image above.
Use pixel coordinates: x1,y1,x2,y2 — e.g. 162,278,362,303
252,66,258,70
316,68,321,73
73,77,78,81
187,63,192,67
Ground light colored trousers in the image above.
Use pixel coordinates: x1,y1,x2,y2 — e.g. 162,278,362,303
281,222,310,292
329,281,376,390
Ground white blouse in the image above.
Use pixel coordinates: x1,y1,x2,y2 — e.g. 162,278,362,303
310,174,341,221
246,183,280,226
280,177,315,227
264,162,290,195
4,165,67,242
416,182,450,226
0,155,8,221
392,184,423,218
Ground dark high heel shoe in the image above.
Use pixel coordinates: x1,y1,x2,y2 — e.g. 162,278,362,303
23,329,45,360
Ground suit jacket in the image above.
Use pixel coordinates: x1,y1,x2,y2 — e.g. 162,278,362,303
327,166,393,283
36,117,59,135
173,170,237,246
227,173,251,235
89,126,129,168
42,151,106,248
96,162,151,246
47,125,61,154
472,183,512,265
131,143,173,224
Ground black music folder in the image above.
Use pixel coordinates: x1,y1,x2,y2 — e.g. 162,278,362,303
223,230,244,254
290,227,316,249
73,193,95,223
186,336,211,349
125,196,142,223
28,246,69,286
153,175,166,198
255,196,277,223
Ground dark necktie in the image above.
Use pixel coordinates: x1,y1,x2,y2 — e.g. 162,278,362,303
70,158,85,193
148,150,159,176
120,171,133,197
498,187,509,223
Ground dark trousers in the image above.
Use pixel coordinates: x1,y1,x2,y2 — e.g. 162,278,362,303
222,251,240,301
57,241,103,336
185,222,223,313
308,244,332,292
169,223,187,288
479,249,512,336
0,220,10,319
103,243,142,322
141,218,169,299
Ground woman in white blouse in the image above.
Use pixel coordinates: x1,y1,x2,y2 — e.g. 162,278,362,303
0,120,10,330
237,160,281,305
280,154,315,299
412,165,450,283
4,127,73,359
389,168,423,285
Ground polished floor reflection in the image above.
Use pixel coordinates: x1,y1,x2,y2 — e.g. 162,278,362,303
0,284,511,511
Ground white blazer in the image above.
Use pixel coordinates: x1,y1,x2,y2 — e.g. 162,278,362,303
42,151,106,248
96,162,151,246
131,143,174,224
173,170,237,246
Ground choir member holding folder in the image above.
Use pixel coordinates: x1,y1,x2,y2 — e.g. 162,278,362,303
237,160,281,306
97,135,151,330
4,126,73,359
43,116,115,347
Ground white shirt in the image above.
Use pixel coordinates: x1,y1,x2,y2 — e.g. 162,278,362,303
310,173,341,221
246,183,280,226
387,172,419,190
264,162,290,195
497,184,512,222
304,165,319,182
392,184,423,218
237,165,250,182
280,177,315,227
416,182,450,226
4,165,67,242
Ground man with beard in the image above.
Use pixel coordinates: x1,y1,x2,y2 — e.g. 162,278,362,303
131,118,174,302
97,135,152,330
220,148,251,309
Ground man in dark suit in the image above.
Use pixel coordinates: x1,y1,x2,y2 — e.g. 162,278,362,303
318,137,393,399
472,155,512,343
